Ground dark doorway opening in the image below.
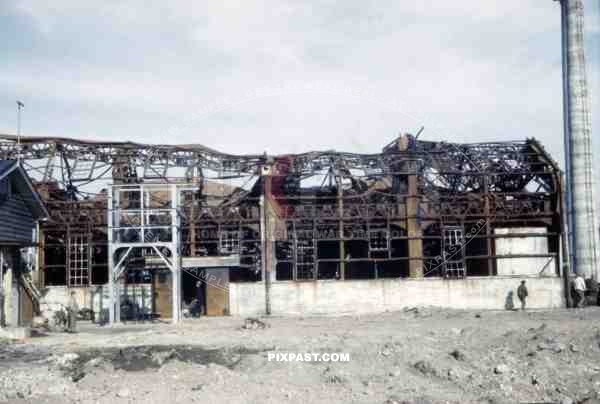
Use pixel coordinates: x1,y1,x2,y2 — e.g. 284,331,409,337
182,269,206,317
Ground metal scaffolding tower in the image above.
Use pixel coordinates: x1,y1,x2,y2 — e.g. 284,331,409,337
107,183,181,323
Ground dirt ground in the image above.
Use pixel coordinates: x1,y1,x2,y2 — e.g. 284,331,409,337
2,307,600,404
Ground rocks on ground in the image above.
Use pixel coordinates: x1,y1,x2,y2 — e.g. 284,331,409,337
413,360,438,377
242,318,268,330
493,364,510,374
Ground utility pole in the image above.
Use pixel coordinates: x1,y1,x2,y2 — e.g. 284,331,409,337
16,101,24,162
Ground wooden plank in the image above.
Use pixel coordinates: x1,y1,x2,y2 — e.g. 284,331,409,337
152,269,172,319
205,268,229,316
19,284,34,326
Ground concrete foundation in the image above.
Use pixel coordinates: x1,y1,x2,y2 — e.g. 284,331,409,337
42,285,153,323
42,277,565,320
229,277,565,316
0,326,30,340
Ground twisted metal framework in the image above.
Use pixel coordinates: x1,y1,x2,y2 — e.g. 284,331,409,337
0,134,558,186
0,133,563,287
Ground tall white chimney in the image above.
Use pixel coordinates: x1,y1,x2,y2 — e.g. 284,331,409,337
559,0,599,279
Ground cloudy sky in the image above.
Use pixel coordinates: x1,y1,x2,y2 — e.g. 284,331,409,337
0,0,598,165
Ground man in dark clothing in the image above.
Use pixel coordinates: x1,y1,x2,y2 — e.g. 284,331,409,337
517,280,528,311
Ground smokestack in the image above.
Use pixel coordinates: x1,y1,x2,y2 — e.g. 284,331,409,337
559,0,599,279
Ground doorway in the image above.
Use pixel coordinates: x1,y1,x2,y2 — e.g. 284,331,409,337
181,267,230,316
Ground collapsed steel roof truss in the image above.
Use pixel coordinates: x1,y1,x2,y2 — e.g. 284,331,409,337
0,134,560,202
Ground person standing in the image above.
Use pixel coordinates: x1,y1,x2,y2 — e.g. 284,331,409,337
67,291,79,333
573,274,586,308
517,280,528,310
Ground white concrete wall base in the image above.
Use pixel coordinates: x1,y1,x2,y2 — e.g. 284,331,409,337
42,285,153,323
0,326,30,340
229,277,565,316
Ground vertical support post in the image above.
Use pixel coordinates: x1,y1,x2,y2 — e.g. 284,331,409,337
312,217,317,280
37,223,45,291
484,176,494,276
190,194,196,257
171,266,179,323
337,175,345,280
170,183,180,323
87,231,93,286
107,189,115,324
407,173,423,277
259,195,266,282
259,195,270,314
114,264,121,323
264,202,274,314
140,186,145,244
292,220,298,282
114,189,121,324
261,167,276,315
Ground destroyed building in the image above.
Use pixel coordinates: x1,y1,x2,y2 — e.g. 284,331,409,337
0,133,567,323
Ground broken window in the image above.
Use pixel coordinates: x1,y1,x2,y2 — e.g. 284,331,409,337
275,240,294,280
345,240,368,259
368,228,388,252
464,221,491,276
276,262,293,280
68,233,90,286
422,223,442,277
229,267,261,282
44,231,67,286
118,189,141,209
377,260,408,278
441,226,465,278
296,238,316,280
219,227,240,254
197,223,219,256
91,230,108,285
368,221,389,262
346,261,375,279
317,262,339,279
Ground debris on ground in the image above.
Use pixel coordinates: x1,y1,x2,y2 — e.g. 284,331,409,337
493,364,510,374
449,349,466,361
242,317,269,330
0,308,598,403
